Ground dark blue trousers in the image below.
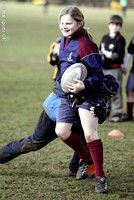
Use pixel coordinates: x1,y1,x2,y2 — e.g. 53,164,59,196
0,109,89,173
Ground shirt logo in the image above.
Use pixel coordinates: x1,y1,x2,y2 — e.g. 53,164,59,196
83,101,89,106
67,52,73,61
108,44,114,50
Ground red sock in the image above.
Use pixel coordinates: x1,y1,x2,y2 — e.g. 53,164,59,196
62,132,89,160
87,139,104,177
127,102,133,119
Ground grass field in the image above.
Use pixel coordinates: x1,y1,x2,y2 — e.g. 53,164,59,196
0,2,134,200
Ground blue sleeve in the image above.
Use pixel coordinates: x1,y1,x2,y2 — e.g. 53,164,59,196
43,92,60,122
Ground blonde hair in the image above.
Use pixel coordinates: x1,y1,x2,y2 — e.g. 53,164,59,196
59,6,85,27
59,6,93,40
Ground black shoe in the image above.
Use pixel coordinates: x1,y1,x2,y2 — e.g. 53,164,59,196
76,158,90,180
109,114,122,122
122,113,133,121
95,176,108,193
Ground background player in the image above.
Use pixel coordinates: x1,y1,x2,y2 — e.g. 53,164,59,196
99,14,126,122
47,37,61,81
123,36,134,120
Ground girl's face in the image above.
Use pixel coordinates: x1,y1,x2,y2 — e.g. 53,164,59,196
59,14,81,38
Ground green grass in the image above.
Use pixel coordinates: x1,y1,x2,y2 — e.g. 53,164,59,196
0,2,134,200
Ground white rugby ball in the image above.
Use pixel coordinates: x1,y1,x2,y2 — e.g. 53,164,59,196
61,63,88,93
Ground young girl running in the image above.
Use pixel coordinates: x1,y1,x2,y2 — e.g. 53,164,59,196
55,6,108,193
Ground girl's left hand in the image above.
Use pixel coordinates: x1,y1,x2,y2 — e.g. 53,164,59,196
66,79,85,94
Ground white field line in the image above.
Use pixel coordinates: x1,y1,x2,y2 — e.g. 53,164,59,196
7,24,46,32
0,57,46,65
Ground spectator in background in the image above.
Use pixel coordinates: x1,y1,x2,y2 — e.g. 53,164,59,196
47,37,61,81
110,0,122,11
99,15,126,122
43,0,49,13
123,36,134,121
120,0,128,17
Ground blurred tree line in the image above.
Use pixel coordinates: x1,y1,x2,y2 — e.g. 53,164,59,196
10,0,134,7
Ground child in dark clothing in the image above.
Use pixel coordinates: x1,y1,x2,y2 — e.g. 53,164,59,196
99,14,126,122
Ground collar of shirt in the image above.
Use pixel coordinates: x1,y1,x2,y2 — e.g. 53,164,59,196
64,37,70,49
